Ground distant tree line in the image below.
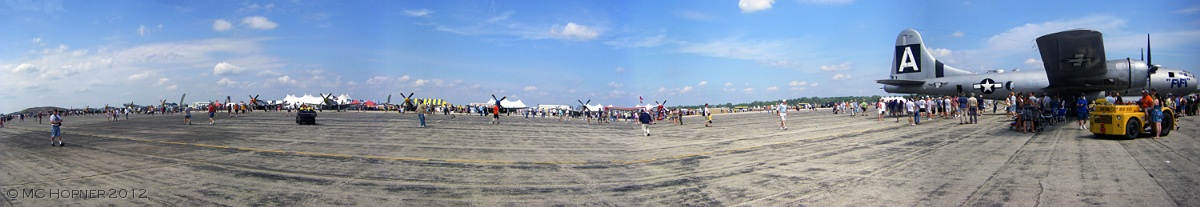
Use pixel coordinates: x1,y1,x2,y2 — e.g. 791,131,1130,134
674,95,896,109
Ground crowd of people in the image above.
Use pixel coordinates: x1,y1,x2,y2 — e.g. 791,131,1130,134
6,92,1196,147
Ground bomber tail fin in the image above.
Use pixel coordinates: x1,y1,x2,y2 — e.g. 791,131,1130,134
879,29,971,85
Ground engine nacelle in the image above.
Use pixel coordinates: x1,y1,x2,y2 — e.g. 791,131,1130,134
1099,59,1149,90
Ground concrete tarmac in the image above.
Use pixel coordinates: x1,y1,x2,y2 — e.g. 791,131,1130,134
1,110,1197,206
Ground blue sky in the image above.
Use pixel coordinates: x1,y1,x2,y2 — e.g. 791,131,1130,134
3,0,1200,113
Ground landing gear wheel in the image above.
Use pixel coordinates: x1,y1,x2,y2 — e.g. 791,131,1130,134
1160,111,1173,136
1124,118,1140,140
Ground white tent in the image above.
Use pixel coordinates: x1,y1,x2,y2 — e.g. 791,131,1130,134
283,94,328,105
486,99,528,109
335,94,353,104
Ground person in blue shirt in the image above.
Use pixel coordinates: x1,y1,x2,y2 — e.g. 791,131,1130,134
1076,94,1089,130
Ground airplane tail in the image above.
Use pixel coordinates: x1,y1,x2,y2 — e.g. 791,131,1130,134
882,29,971,84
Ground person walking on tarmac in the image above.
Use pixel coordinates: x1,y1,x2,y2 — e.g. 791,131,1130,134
778,100,789,130
639,109,653,136
207,101,218,125
1076,94,1090,130
50,110,64,147
417,100,427,128
704,103,713,127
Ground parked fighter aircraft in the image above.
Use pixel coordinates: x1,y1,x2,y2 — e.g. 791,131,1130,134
877,29,1198,100
400,93,416,112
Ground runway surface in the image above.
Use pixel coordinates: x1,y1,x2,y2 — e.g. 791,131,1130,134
2,109,1198,206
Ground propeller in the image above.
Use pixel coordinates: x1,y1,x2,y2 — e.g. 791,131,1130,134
249,95,260,105
401,93,415,107
322,93,335,104
1146,33,1158,74
577,99,591,111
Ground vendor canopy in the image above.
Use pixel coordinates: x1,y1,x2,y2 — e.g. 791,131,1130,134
486,99,527,108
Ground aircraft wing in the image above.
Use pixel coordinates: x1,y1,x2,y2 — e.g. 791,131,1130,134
876,79,925,86
1035,30,1107,90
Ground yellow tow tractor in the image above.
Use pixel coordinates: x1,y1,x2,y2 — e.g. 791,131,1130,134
1089,100,1176,139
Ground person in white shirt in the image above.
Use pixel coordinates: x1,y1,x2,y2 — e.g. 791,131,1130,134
877,99,886,121
778,100,788,130
50,110,64,146
906,99,917,126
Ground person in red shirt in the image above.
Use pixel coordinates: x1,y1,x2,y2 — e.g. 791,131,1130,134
491,95,505,125
207,101,217,125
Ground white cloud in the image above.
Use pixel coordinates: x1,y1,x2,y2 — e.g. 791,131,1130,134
277,76,295,84
398,75,411,82
213,19,232,32
0,38,281,113
213,62,244,76
404,9,433,17
832,73,851,80
366,76,390,84
1176,6,1200,14
256,70,281,77
724,82,733,86
166,84,178,90
127,71,150,81
615,66,626,73
742,87,755,93
657,87,668,93
819,62,852,71
789,80,808,86
677,38,807,70
1023,58,1043,69
810,83,818,87
766,86,778,91
156,77,169,85
487,11,513,23
930,48,953,58
241,16,278,30
550,22,599,41
608,81,623,88
698,81,708,86
738,0,774,13
987,15,1125,53
524,86,538,91
951,31,965,37
11,63,39,73
605,34,668,48
413,79,428,86
137,24,163,36
240,3,275,13
217,77,237,86
679,86,693,93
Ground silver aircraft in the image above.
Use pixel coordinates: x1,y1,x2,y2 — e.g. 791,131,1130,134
877,29,1198,100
